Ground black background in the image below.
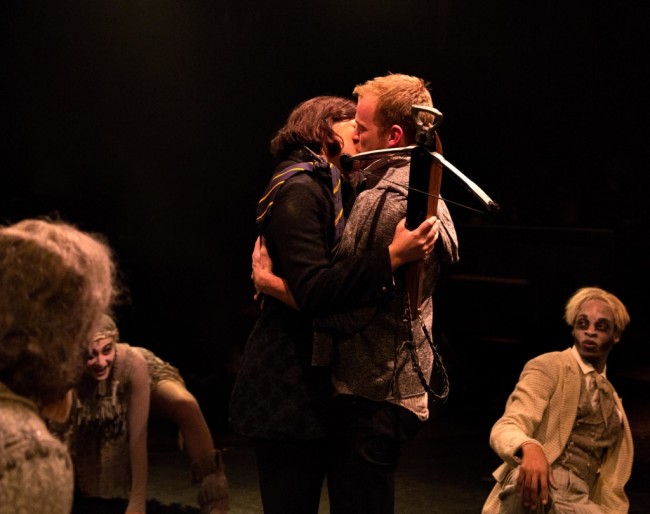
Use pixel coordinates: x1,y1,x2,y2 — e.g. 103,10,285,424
2,1,648,427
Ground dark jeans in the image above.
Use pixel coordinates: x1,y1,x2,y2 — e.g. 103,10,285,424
254,437,328,514
327,394,423,514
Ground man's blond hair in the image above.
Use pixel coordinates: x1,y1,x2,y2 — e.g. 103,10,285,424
353,73,434,143
564,286,630,337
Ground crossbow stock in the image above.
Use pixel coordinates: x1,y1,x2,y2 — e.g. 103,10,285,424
341,105,500,319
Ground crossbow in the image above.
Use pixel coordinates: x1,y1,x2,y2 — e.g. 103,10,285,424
340,105,500,319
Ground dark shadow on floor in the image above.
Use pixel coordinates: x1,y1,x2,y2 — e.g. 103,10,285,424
73,369,650,513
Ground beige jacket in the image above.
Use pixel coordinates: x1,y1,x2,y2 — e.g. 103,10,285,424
483,348,634,514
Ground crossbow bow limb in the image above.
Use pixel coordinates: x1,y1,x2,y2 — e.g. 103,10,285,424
341,105,500,319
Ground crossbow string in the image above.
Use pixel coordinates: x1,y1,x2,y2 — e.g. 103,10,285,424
340,105,499,318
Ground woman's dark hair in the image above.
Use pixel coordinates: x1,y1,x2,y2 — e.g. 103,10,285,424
270,96,356,162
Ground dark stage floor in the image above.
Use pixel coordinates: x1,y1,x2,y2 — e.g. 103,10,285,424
74,368,650,514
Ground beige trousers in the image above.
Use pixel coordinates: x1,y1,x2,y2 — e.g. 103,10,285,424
498,465,604,514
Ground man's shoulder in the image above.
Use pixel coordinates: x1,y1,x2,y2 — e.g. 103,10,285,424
526,348,575,372
381,157,410,180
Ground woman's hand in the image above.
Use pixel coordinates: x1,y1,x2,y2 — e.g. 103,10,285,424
251,236,298,310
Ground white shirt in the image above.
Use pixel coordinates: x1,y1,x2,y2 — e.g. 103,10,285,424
570,345,621,420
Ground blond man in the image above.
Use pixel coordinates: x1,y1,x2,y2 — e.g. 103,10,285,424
483,287,634,514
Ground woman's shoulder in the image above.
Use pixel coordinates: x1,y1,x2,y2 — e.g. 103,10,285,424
115,343,148,379
0,400,73,511
117,342,144,360
271,171,333,221
280,168,330,194
0,395,71,466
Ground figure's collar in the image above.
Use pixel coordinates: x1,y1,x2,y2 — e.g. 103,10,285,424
571,345,607,378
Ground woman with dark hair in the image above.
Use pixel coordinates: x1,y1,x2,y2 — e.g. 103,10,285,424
0,218,116,513
229,96,437,514
269,96,357,174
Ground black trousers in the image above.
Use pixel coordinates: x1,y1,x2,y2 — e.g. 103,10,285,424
254,437,328,514
327,394,423,514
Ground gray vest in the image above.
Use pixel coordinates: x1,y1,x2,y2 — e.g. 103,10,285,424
557,373,622,486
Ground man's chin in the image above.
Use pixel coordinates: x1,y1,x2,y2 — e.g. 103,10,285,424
579,341,599,354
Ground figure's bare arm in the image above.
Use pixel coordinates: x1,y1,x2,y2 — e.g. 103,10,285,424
125,350,150,514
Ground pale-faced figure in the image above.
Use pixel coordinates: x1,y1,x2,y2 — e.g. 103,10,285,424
86,336,116,381
572,298,618,373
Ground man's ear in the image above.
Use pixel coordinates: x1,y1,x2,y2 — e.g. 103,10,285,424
386,125,404,148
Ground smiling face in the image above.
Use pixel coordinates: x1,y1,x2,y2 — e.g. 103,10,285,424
86,336,116,381
572,298,619,373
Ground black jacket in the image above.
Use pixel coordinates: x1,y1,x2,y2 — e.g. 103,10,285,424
229,151,394,440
